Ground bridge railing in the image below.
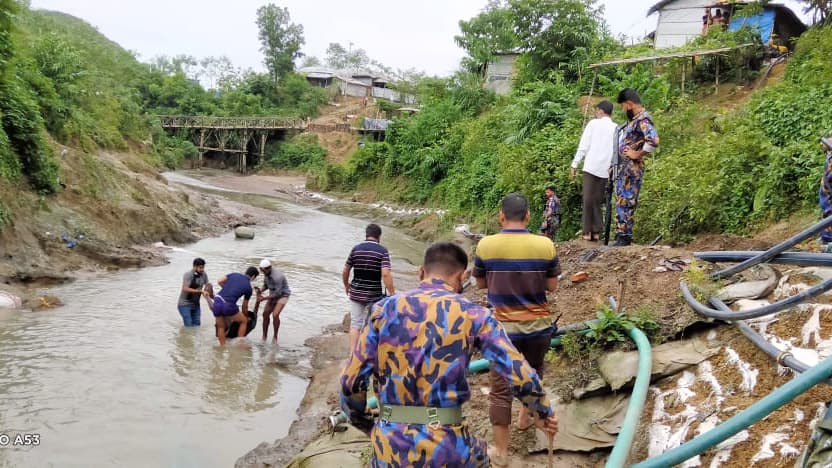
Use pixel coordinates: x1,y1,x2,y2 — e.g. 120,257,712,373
157,115,306,129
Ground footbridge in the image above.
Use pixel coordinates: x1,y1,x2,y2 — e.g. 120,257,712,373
158,115,307,172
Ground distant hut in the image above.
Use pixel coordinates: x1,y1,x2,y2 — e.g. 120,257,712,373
484,52,520,96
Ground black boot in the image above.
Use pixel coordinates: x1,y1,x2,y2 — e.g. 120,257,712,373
614,235,632,247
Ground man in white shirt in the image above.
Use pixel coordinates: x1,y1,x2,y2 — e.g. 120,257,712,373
570,101,617,241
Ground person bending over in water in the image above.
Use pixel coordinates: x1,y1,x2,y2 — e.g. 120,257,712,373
202,267,259,345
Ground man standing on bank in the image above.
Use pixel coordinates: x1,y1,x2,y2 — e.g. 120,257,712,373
340,242,557,467
258,259,291,344
177,257,208,327
473,193,561,464
614,88,659,246
343,223,395,353
571,100,618,241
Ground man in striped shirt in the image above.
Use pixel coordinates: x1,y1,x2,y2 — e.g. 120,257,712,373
473,193,560,465
343,223,395,352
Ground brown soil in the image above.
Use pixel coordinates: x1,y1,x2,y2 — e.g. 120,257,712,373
0,144,282,309
316,131,360,164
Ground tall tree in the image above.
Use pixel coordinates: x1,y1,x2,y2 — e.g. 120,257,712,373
325,42,369,69
300,55,322,68
455,0,519,73
198,56,237,89
508,0,606,79
256,4,305,82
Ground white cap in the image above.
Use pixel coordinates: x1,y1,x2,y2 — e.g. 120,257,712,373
259,258,272,269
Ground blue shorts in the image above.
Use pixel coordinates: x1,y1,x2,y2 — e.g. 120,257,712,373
212,296,239,317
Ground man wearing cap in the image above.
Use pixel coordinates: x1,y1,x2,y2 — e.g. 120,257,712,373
340,242,558,467
571,100,618,241
614,88,659,246
202,266,259,345
258,259,291,343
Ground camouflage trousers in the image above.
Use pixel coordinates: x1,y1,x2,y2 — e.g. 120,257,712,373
615,161,644,238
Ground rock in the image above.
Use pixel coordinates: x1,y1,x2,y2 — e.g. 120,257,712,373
234,226,255,239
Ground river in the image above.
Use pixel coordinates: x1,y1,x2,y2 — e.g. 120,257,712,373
0,174,423,467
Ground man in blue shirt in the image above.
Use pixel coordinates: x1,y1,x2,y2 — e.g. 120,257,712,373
203,266,259,345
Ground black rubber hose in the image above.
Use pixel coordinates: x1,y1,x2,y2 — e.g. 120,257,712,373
680,278,832,320
709,297,813,375
710,216,832,280
695,251,832,268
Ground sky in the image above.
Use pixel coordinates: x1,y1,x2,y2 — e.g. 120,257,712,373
29,0,810,77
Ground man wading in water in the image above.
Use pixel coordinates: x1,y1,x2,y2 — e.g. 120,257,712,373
258,259,291,344
203,266,259,345
177,258,208,327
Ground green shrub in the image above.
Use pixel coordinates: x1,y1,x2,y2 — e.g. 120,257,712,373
263,133,327,170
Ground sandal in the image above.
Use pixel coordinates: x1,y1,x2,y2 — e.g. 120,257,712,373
487,446,509,467
581,234,592,241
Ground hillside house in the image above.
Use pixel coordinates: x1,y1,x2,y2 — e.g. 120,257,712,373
297,67,415,104
648,0,805,49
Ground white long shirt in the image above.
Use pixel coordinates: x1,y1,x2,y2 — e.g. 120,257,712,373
570,116,618,179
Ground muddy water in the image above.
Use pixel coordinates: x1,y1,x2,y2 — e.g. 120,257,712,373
0,174,422,468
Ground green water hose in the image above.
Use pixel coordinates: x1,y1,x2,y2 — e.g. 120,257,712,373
605,327,652,468
631,353,832,468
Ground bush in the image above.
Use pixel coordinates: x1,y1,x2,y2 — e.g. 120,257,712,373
263,133,327,169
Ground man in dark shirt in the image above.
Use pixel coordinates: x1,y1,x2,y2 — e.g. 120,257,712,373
203,266,259,345
258,258,291,344
177,258,208,327
342,223,395,353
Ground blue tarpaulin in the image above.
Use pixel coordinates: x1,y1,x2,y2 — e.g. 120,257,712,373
729,10,776,43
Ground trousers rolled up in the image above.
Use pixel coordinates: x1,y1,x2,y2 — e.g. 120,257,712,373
582,172,607,235
615,160,644,238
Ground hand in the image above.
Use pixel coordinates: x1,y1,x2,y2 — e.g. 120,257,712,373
570,167,577,179
344,285,350,297
535,413,558,437
623,147,639,160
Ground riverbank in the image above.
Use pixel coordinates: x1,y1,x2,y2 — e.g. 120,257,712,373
247,225,832,467
0,147,285,308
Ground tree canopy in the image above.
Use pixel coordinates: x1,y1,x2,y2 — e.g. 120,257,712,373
256,4,305,82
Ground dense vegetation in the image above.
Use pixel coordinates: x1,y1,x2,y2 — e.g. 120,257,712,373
0,0,328,200
314,0,832,243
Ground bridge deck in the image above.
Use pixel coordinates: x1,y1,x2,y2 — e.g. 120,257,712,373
158,115,306,130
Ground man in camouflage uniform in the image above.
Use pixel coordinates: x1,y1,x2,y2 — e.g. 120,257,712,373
339,242,558,467
614,88,660,246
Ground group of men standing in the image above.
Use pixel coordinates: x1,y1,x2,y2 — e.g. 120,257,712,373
569,87,660,246
338,87,661,466
176,257,291,345
340,195,559,467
